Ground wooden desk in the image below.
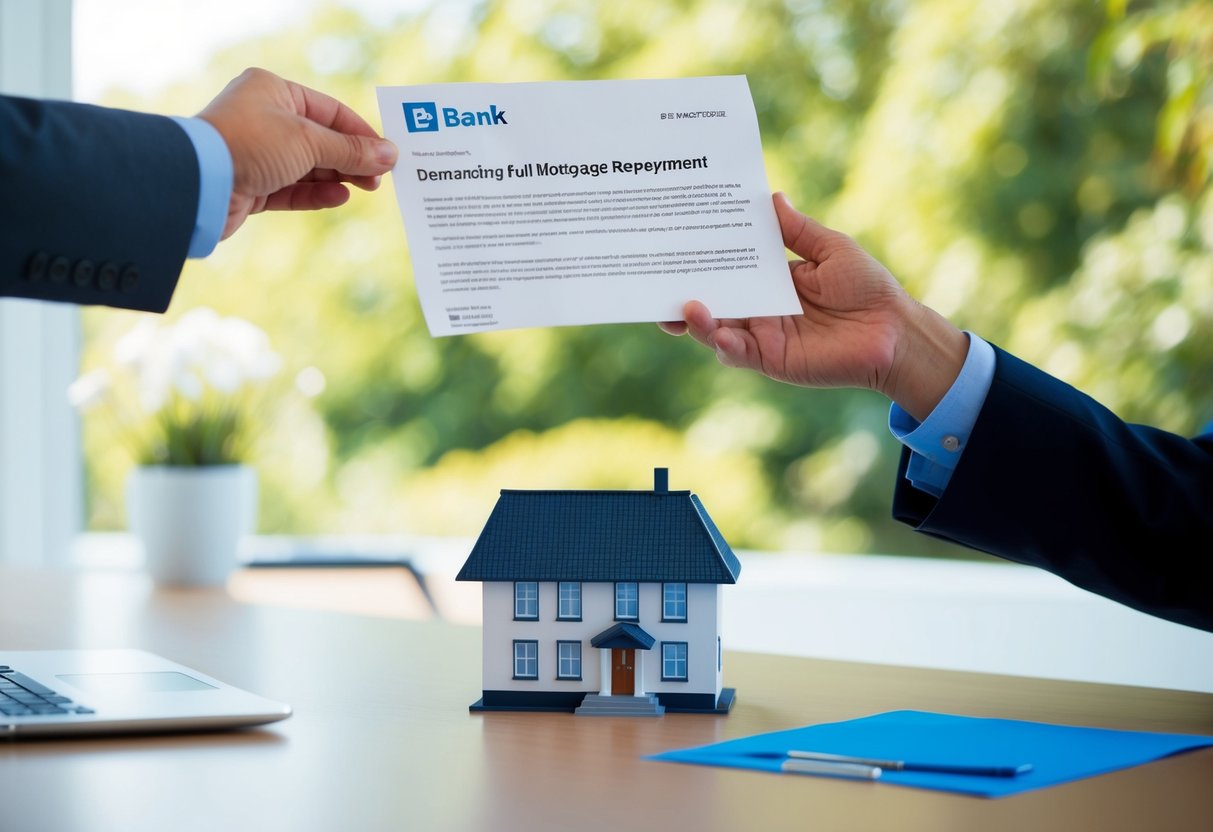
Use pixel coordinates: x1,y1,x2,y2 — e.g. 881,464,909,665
2,567,1211,832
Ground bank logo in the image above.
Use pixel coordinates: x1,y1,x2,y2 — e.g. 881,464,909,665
404,102,438,133
402,101,509,133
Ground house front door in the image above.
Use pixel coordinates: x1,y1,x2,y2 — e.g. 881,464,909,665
611,648,634,695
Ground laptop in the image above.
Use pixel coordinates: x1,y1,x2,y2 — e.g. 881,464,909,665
0,648,292,738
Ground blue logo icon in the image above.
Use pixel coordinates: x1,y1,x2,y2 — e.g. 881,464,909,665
403,102,438,133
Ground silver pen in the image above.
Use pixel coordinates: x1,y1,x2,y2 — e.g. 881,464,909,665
779,758,882,780
786,750,1032,777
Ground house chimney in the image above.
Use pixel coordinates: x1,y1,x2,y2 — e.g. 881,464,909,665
653,467,669,493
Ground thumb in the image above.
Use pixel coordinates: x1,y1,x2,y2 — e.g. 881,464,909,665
773,191,844,264
306,124,398,177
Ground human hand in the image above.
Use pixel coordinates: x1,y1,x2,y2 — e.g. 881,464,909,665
659,192,967,421
198,68,399,240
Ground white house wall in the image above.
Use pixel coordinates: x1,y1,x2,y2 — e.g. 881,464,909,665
481,581,723,697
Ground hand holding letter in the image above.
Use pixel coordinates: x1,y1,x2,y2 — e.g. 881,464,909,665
377,76,799,335
661,193,968,421
199,68,398,240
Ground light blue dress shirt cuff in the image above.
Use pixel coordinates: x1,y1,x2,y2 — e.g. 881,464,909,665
888,332,996,498
170,116,232,259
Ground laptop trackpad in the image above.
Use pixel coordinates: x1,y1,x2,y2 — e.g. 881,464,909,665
56,672,218,694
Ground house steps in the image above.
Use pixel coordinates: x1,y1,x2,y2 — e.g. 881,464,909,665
575,693,665,717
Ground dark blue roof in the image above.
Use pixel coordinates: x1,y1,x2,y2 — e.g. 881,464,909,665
590,623,655,650
456,489,741,584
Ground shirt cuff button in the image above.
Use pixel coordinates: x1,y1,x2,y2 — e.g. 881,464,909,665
941,435,961,452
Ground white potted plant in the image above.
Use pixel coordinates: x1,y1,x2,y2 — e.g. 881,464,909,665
69,308,281,585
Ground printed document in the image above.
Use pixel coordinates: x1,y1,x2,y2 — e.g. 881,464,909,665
377,77,799,336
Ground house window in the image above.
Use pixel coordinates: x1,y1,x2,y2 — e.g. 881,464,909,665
662,582,687,621
614,582,638,620
514,581,538,620
556,641,582,680
513,640,539,679
557,582,582,620
662,642,688,681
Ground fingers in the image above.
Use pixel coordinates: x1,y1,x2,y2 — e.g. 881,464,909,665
292,80,382,138
202,68,397,190
656,301,719,347
711,327,751,368
773,191,844,264
241,70,397,180
276,73,397,178
223,180,355,233
682,301,748,367
306,124,398,179
295,82,398,176
262,181,352,212
657,300,763,373
682,300,720,348
349,174,382,192
297,167,382,192
657,301,712,339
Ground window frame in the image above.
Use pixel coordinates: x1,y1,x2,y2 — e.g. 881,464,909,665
614,581,639,621
555,640,582,680
661,641,688,682
512,639,539,680
557,581,582,621
662,582,688,622
513,581,539,621
0,0,80,570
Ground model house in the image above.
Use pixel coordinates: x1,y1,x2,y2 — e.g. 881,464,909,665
456,468,740,715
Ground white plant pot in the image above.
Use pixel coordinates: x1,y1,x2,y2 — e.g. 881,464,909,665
127,464,257,586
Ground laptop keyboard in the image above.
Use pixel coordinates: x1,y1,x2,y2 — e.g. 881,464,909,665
0,666,95,717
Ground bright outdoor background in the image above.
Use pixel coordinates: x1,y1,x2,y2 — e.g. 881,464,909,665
75,0,1213,558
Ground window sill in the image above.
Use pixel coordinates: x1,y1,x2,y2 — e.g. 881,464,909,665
69,533,1213,693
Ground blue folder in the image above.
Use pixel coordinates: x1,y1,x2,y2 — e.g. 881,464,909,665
647,710,1213,798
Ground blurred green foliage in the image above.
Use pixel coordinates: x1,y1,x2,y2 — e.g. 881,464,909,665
81,0,1213,557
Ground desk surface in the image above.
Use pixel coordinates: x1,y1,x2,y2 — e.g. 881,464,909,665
2,567,1211,832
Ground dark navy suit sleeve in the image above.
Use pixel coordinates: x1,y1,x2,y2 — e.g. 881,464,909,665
893,346,1213,632
0,95,199,312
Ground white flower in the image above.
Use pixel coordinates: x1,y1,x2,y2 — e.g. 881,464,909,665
174,369,205,402
69,308,281,465
113,318,159,368
114,309,282,406
217,316,281,383
204,356,244,394
170,308,219,373
137,350,175,413
67,369,111,410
